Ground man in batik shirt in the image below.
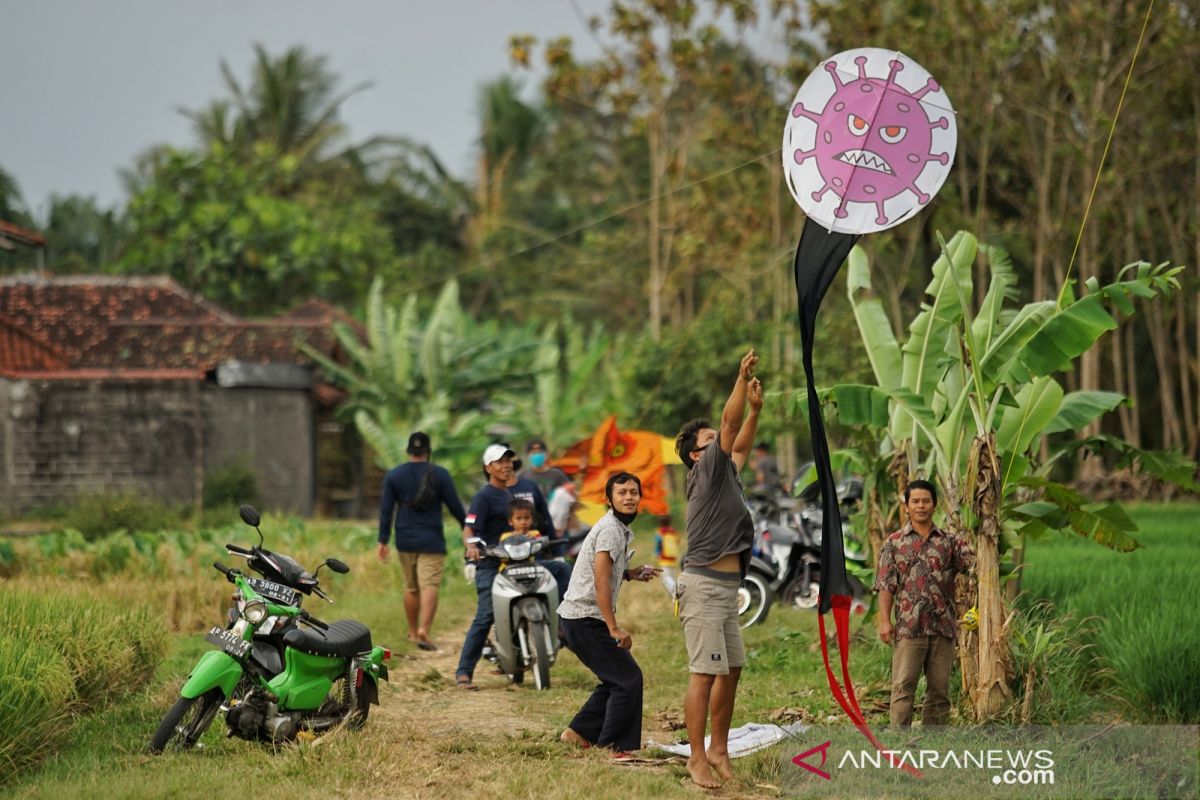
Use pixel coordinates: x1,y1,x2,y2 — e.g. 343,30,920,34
875,479,975,727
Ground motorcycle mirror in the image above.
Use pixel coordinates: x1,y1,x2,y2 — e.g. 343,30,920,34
238,504,264,547
324,557,350,575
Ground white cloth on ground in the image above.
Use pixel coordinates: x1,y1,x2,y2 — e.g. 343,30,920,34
646,722,809,758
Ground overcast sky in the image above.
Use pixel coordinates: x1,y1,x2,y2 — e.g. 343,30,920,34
0,0,787,217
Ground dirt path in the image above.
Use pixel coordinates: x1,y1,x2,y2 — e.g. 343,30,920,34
372,631,546,738
346,623,779,800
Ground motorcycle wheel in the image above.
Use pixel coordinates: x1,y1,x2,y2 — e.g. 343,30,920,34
737,572,772,628
315,671,370,730
148,688,223,754
523,618,552,690
782,573,821,610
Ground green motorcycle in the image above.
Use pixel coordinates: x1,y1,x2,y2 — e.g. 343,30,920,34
149,505,390,753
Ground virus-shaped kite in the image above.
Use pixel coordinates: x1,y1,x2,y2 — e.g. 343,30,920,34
783,48,956,234
785,49,957,776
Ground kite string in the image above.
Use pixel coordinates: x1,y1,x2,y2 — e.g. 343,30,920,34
1057,0,1155,306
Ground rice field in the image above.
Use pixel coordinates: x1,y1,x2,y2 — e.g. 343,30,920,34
1019,502,1200,722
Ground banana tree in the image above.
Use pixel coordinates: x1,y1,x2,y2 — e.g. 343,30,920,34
300,277,543,483
301,277,628,485
824,231,1186,719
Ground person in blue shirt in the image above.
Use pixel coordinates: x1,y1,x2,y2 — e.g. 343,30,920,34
377,431,466,651
455,444,521,689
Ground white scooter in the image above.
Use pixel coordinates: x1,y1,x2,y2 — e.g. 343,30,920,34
468,533,561,690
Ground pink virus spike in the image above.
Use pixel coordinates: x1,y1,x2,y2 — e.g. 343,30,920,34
812,180,838,203
792,103,822,123
911,77,941,101
886,59,904,87
853,55,868,80
823,61,845,90
874,200,888,226
794,148,817,165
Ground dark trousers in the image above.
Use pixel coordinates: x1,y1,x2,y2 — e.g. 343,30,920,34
456,562,499,679
559,615,643,752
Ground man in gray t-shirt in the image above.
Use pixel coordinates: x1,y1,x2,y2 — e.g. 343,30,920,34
673,349,762,789
557,472,661,754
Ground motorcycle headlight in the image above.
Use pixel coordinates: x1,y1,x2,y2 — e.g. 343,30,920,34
243,600,268,624
506,542,532,561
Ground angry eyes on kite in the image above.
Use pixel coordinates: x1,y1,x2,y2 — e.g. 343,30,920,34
848,114,869,136
879,125,907,143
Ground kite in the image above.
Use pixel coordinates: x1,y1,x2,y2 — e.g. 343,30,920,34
783,48,957,773
551,415,679,521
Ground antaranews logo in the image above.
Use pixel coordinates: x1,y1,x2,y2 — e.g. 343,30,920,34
792,741,1055,786
792,740,833,781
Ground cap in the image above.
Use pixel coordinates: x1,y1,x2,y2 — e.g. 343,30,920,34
406,431,431,455
482,443,516,466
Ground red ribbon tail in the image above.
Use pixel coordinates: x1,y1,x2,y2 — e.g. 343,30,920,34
818,594,923,778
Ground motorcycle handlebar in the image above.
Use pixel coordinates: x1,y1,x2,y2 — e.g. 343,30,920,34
225,543,252,555
212,562,241,583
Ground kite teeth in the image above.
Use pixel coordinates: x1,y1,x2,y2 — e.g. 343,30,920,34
836,149,895,176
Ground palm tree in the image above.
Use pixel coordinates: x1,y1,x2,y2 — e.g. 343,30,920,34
181,44,372,175
0,165,29,223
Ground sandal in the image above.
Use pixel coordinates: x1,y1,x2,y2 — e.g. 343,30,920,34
417,640,437,651
455,674,478,691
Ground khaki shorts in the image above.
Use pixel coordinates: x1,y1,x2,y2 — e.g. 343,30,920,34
677,571,745,675
396,552,445,593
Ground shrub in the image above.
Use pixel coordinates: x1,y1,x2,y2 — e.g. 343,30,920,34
203,456,261,509
0,584,166,784
65,492,181,541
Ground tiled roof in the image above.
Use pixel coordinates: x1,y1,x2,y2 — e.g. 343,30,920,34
0,274,350,380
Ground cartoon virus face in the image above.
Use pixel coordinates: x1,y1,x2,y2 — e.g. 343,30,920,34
783,49,957,234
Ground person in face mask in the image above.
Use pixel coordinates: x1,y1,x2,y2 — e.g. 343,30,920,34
557,472,661,757
519,438,570,506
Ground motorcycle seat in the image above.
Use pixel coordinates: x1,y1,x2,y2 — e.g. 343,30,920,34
283,619,372,658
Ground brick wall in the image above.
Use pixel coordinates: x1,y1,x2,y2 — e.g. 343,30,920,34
0,378,315,516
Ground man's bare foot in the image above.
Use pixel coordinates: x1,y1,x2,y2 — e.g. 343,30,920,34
706,749,734,781
687,755,722,789
560,728,591,749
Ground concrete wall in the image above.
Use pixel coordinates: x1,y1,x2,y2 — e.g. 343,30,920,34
0,379,314,516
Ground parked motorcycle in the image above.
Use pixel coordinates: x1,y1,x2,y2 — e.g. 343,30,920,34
737,525,779,628
737,475,868,625
149,505,390,753
470,532,561,690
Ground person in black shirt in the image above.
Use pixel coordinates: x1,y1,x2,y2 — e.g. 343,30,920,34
377,431,466,651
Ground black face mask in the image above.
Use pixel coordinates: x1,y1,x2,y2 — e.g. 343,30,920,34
612,509,638,526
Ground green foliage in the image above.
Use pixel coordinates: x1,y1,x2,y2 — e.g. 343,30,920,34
1022,504,1200,723
828,236,1187,549
203,456,261,509
119,143,397,314
304,277,629,485
65,492,181,542
0,586,166,784
1009,602,1107,724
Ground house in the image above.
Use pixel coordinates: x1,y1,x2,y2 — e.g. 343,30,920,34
0,274,361,517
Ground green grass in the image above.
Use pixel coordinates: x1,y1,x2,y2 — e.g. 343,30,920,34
0,584,167,782
7,503,1197,798
1020,502,1200,722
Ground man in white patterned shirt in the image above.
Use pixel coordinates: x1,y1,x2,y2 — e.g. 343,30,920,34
558,472,661,755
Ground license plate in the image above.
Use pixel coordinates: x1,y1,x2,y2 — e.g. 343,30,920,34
205,626,251,659
506,566,541,580
246,578,298,606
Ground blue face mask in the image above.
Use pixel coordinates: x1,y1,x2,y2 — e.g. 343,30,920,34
529,452,547,469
